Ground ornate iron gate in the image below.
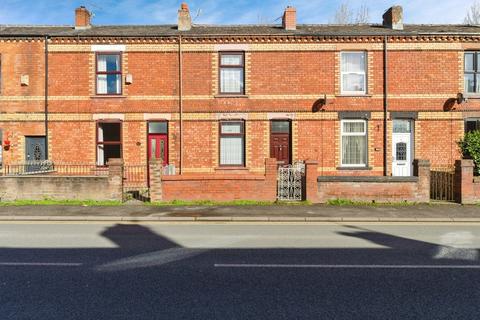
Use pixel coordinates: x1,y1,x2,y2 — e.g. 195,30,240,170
277,162,305,201
430,168,455,202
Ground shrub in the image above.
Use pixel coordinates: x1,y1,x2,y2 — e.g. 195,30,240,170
458,130,480,175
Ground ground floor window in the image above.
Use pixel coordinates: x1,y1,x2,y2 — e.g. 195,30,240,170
341,119,367,167
465,118,480,133
220,121,245,166
97,122,122,166
0,129,3,167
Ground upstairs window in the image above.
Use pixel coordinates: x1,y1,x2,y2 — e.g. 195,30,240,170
219,52,244,95
97,122,122,166
341,52,366,94
341,119,367,167
465,52,480,94
96,53,122,95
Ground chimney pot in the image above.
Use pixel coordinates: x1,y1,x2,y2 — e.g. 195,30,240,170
75,6,92,30
178,2,192,31
282,6,296,31
382,6,403,30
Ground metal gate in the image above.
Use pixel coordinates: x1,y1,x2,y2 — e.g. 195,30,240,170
430,168,455,201
277,162,305,201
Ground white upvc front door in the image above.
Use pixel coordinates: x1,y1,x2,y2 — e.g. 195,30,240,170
392,120,413,177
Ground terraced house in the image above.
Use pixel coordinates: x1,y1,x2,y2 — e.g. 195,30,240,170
0,4,479,202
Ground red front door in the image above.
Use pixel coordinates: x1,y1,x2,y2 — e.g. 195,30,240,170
148,134,168,165
270,120,291,165
270,134,290,164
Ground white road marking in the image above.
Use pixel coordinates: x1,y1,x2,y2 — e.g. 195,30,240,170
0,262,82,267
434,231,478,261
214,264,480,269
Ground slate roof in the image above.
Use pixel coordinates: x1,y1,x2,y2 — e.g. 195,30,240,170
1,24,480,37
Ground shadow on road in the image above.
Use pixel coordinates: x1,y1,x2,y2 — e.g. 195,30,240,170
0,223,479,319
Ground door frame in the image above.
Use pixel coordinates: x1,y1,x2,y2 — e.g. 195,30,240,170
270,119,292,165
146,120,169,164
391,119,414,177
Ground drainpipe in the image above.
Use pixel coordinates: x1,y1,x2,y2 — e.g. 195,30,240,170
178,35,183,175
383,36,388,176
44,35,49,160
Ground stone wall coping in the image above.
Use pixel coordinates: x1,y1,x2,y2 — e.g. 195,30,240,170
162,174,266,181
0,175,108,179
317,176,419,183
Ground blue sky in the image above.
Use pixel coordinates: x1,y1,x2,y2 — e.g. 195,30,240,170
0,0,475,25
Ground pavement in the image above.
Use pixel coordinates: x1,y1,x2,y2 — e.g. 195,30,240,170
0,202,479,222
1,222,480,319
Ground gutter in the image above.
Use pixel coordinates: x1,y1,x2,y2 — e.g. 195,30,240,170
178,35,183,175
383,36,388,176
44,35,49,159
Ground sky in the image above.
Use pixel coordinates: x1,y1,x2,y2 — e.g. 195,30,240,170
0,0,476,26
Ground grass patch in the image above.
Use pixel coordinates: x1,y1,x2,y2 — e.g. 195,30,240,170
0,199,123,206
148,199,312,206
327,198,418,206
0,198,312,207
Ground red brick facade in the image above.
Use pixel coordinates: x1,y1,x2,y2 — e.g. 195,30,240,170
0,5,478,185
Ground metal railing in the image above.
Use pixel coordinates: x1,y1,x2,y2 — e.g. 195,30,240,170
1,161,109,176
123,165,149,191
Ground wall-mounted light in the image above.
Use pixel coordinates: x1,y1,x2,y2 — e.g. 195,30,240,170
125,74,133,85
457,92,468,105
20,75,29,86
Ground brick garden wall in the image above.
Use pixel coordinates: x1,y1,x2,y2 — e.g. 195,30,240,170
149,158,278,202
315,160,431,203
0,159,123,202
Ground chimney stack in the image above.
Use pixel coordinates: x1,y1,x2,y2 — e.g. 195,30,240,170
75,6,92,30
178,3,192,31
282,6,297,31
382,6,403,30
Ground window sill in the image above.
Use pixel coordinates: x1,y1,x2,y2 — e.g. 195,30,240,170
214,95,249,99
335,94,372,98
215,166,248,170
336,166,373,171
91,95,127,99
464,94,480,99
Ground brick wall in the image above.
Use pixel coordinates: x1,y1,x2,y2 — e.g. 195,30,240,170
316,159,431,203
0,37,479,176
0,158,123,201
150,158,278,202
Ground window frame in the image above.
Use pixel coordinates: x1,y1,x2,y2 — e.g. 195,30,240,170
147,120,169,135
340,51,367,95
96,120,123,167
465,51,480,94
218,52,245,95
95,52,123,96
465,118,480,133
0,54,2,95
219,120,245,167
340,119,368,168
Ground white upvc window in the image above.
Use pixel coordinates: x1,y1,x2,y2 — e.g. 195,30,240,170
219,121,245,166
341,51,367,95
341,119,367,167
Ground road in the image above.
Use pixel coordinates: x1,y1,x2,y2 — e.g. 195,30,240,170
0,222,479,319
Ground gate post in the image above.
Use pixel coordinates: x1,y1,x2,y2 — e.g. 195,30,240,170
305,160,319,203
264,158,278,201
413,159,430,203
455,159,475,204
107,158,124,202
149,160,163,202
